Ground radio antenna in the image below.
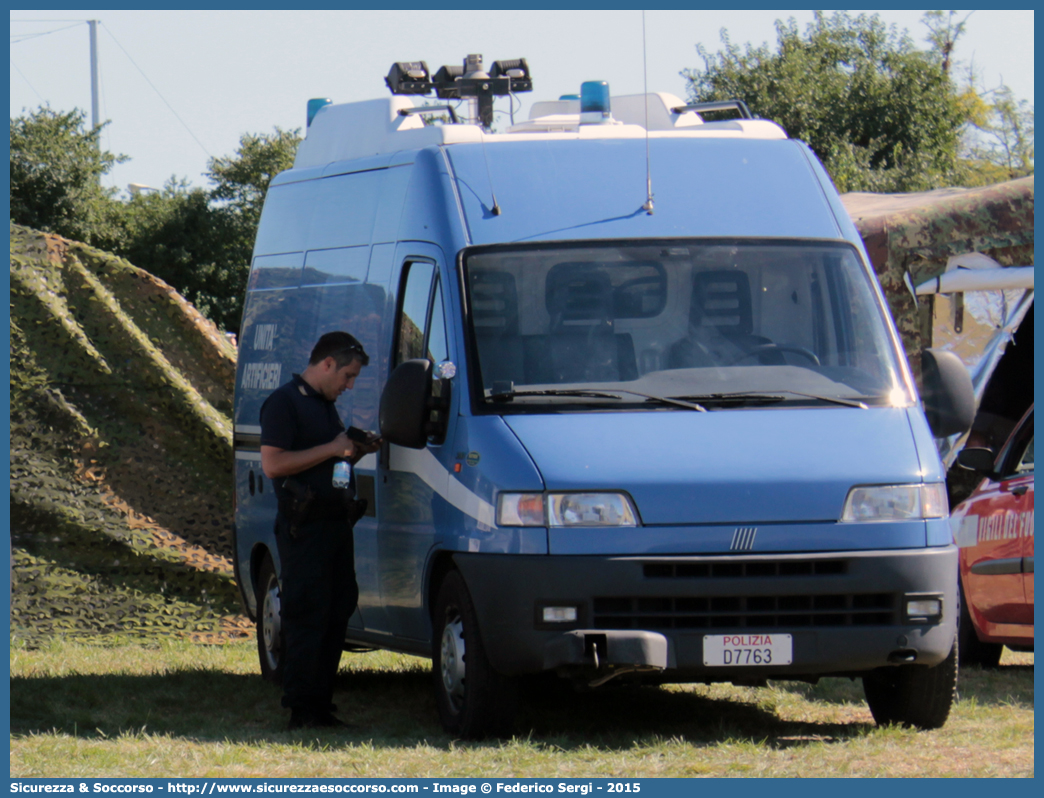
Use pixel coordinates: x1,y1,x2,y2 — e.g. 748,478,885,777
480,133,502,216
641,10,654,215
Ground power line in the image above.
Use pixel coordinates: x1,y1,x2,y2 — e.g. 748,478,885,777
11,21,86,44
100,22,213,159
10,57,46,103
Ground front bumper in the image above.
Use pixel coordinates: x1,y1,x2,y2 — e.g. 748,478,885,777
453,546,958,678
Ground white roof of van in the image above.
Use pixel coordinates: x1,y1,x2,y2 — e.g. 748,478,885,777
293,93,788,169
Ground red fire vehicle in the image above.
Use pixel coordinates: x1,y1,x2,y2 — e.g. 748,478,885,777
952,405,1034,667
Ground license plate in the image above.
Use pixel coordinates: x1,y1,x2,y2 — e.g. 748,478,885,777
703,633,793,666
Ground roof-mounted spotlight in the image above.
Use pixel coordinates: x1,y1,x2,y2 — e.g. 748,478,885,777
385,61,433,95
432,64,464,99
490,59,532,93
386,54,533,129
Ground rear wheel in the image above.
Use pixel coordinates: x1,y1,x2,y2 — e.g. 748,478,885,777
958,578,1003,668
256,553,284,685
432,570,518,739
862,635,957,730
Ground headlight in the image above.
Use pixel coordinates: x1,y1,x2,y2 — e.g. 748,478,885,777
497,492,638,527
841,483,948,522
548,493,637,527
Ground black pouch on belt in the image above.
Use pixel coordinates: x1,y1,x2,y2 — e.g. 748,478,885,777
280,476,316,538
345,496,368,527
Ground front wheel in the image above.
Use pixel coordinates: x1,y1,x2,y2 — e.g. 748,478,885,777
432,570,518,739
256,553,284,685
862,635,957,730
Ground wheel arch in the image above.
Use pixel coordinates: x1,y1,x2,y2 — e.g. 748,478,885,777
231,522,253,618
427,550,459,623
248,542,276,621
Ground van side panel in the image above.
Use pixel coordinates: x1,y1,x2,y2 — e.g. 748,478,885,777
397,148,469,254
306,171,383,251
251,181,313,256
373,165,415,245
234,284,313,614
234,163,412,622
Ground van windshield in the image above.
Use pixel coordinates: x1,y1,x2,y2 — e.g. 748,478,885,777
463,240,910,410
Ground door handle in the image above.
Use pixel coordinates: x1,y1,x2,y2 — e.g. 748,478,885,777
1011,485,1029,496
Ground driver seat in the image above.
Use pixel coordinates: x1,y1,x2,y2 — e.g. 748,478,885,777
671,269,783,366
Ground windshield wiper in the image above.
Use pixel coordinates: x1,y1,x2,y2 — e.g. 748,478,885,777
489,388,706,411
671,390,868,409
489,388,625,403
669,392,785,407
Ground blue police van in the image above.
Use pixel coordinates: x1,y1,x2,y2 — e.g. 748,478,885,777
233,62,975,737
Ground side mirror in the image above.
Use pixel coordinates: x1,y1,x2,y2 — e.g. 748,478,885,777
920,349,976,439
378,358,453,449
957,447,1000,479
379,359,432,449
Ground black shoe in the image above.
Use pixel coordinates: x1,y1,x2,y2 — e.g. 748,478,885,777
288,709,350,730
315,712,350,728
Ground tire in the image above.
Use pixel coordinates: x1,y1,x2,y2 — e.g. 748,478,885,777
958,578,1003,669
256,553,285,685
862,635,957,730
432,570,518,739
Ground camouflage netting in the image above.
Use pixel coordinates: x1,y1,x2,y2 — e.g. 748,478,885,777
10,224,252,647
842,176,1034,379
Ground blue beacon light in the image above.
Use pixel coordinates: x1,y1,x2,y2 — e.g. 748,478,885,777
579,81,611,124
307,98,332,127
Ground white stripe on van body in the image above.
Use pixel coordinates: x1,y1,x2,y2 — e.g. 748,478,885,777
389,445,496,530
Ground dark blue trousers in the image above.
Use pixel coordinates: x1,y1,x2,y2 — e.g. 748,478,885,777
275,513,358,712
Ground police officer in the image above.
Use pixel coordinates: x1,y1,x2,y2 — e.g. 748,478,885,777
260,331,381,729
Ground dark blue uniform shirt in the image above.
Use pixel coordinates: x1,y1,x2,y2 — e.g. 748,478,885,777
260,373,348,502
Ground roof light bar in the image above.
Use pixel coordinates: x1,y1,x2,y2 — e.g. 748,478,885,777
580,81,612,124
306,98,331,127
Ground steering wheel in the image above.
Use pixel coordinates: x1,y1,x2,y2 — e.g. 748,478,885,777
730,344,821,366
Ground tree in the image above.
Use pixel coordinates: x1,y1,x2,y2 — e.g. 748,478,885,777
206,129,301,258
197,127,302,331
10,107,127,246
683,11,967,192
921,10,1033,185
10,108,302,333
118,179,245,329
921,9,973,76
118,124,302,333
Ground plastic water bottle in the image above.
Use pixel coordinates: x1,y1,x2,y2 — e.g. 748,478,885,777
332,460,352,489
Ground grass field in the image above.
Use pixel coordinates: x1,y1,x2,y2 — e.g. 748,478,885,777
9,639,1033,778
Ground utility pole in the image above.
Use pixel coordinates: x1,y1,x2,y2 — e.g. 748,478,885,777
88,20,100,137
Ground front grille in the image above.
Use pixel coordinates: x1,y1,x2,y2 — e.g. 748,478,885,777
643,559,847,579
592,593,896,630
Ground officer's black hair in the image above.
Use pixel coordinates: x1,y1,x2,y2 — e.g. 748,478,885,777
309,331,370,367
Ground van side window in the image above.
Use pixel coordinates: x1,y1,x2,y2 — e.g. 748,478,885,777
427,279,449,365
1016,437,1034,474
396,261,436,365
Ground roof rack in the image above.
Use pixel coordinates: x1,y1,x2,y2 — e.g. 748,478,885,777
672,100,752,119
398,105,460,124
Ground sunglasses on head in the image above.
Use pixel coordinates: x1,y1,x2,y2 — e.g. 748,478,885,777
333,344,365,362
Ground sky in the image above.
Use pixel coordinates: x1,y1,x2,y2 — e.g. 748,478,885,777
9,9,1036,195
